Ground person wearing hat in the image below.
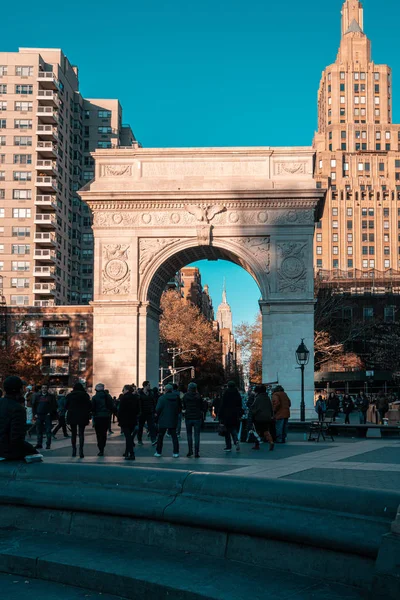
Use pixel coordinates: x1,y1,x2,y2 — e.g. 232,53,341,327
0,376,42,462
91,383,115,456
182,382,203,458
154,383,181,458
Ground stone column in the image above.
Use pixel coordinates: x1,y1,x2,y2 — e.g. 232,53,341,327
138,303,161,388
260,300,315,419
264,230,316,419
91,301,140,396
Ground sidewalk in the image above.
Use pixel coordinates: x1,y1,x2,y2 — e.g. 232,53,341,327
44,423,400,492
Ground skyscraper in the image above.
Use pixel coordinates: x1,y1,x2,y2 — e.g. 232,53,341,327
314,1,400,275
0,48,134,307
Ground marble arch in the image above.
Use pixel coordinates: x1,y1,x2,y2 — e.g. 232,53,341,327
80,145,325,417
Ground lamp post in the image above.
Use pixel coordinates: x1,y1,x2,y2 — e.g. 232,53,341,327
296,339,310,422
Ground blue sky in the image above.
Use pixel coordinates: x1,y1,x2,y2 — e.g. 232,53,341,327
3,0,399,326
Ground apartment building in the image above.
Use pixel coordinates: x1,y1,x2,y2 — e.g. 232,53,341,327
314,1,400,276
5,305,93,390
0,48,135,308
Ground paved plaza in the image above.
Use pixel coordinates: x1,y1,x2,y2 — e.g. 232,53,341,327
42,420,400,492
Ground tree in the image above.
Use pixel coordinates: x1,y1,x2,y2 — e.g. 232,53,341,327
235,312,262,383
0,334,43,386
160,290,225,392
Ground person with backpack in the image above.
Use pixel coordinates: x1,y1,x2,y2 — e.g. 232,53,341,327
315,395,327,422
92,383,115,456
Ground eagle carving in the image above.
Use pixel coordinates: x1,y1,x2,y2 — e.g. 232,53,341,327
185,204,226,223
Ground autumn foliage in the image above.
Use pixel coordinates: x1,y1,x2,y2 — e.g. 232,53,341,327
160,290,224,390
235,312,262,383
0,334,43,386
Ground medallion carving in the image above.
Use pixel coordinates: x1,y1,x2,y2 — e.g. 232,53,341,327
277,242,307,293
139,238,178,275
102,245,131,295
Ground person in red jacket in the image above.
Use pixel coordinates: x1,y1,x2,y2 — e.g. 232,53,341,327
272,385,291,443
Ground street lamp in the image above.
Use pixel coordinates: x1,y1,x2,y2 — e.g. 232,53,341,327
296,339,310,422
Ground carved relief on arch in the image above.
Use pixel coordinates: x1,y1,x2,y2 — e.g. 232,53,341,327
229,236,270,274
138,238,180,275
102,244,131,295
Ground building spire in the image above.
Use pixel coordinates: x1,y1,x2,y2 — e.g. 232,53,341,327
341,1,364,38
222,278,227,304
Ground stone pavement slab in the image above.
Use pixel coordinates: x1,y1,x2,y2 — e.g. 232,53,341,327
282,468,400,490
0,573,125,600
42,429,400,491
339,446,400,464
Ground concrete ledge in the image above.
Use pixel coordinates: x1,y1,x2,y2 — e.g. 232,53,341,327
0,462,399,592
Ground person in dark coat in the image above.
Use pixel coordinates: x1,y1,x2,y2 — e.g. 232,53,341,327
0,376,41,462
359,392,370,424
66,382,92,458
32,384,58,450
154,384,181,457
342,394,354,424
137,381,157,446
118,385,140,460
218,381,243,452
52,389,69,439
251,385,274,451
182,382,203,458
327,392,340,421
92,383,115,456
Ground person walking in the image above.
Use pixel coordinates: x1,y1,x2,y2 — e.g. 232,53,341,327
218,381,243,453
137,381,157,446
154,383,181,458
327,392,340,421
359,392,370,425
32,384,57,450
272,385,291,444
0,376,42,462
343,394,354,424
52,389,69,439
92,383,115,456
250,385,274,451
118,384,140,460
173,383,184,438
182,382,203,458
65,382,92,458
315,395,327,422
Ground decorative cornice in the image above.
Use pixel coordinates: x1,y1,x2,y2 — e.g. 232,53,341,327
85,198,321,211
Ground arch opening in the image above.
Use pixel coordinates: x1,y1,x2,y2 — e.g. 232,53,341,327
144,244,265,308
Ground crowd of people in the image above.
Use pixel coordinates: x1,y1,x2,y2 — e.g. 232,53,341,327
0,376,293,464
314,390,394,424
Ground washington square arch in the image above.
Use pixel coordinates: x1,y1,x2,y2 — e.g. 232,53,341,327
80,145,325,418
